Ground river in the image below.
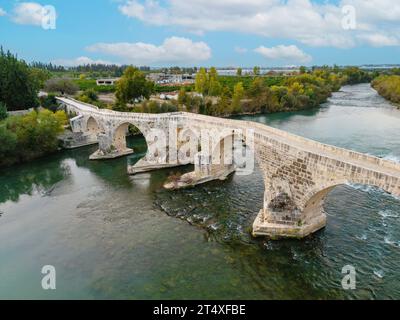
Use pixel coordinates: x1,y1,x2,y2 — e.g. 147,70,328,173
1,83,400,299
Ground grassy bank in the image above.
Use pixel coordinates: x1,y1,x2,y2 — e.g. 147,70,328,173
372,75,400,105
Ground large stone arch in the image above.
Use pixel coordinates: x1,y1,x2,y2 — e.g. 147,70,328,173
207,128,259,176
86,116,104,134
112,121,150,153
302,175,400,221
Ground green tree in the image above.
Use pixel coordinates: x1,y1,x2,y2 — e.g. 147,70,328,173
0,102,7,120
30,68,51,88
178,87,188,107
253,66,260,76
299,66,307,74
115,66,155,104
237,68,243,77
208,67,222,96
0,48,40,111
248,77,265,97
231,82,244,114
40,94,59,112
216,86,231,115
208,77,222,96
0,125,17,163
195,67,208,95
0,110,66,167
77,89,99,104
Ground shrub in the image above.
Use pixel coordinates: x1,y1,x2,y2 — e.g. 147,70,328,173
0,110,67,167
40,94,59,112
0,102,7,120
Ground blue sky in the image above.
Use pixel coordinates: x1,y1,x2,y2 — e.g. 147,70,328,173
0,0,399,67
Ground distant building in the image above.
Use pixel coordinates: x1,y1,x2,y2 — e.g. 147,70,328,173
96,78,119,86
159,92,179,100
147,73,195,85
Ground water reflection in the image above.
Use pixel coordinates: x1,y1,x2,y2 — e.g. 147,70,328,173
0,159,71,203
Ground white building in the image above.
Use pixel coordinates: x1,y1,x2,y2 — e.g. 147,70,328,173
96,78,120,86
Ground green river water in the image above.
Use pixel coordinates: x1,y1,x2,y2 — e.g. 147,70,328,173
1,83,400,299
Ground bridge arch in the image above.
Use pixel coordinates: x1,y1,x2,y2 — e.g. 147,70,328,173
301,177,400,226
113,121,149,153
208,129,257,171
86,116,104,134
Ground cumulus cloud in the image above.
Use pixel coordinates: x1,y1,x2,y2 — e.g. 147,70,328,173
11,2,46,26
255,45,312,64
52,56,118,67
0,8,6,16
357,34,400,47
118,0,400,48
86,37,211,65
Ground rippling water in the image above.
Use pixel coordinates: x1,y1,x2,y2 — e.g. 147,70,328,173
1,84,400,299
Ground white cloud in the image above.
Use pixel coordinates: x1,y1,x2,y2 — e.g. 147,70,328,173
255,45,312,64
0,8,6,16
357,34,400,47
118,0,400,48
12,2,46,26
52,56,118,67
86,37,211,65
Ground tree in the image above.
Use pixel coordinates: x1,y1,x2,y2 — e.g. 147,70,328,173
231,82,244,114
248,77,265,97
195,67,208,95
0,109,67,167
208,67,222,96
78,89,98,103
0,125,17,162
178,87,188,108
40,94,59,112
30,68,51,89
115,66,155,105
44,78,79,95
216,86,231,115
299,66,307,74
237,68,243,77
207,67,219,96
0,102,7,120
195,67,222,97
253,66,260,76
0,48,40,111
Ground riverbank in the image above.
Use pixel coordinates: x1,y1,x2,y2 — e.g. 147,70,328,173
0,109,67,168
372,75,400,107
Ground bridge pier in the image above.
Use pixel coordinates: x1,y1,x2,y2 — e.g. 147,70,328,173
164,153,236,189
252,209,327,239
89,132,134,160
252,178,330,239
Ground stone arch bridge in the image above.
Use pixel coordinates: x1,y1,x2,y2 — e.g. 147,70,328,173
57,97,400,239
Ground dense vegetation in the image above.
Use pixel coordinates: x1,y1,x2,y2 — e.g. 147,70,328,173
77,65,376,117
114,67,155,111
0,48,46,111
372,75,400,105
0,110,67,167
174,66,374,117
